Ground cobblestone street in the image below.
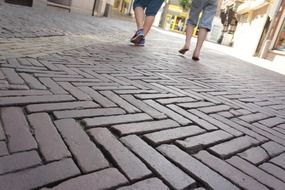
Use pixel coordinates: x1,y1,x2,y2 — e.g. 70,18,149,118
1,2,285,190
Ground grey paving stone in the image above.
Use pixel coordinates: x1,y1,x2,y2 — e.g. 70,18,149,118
135,93,178,99
88,128,151,181
176,130,234,153
55,119,109,173
0,141,8,156
39,78,68,94
28,113,71,162
26,101,99,113
239,113,271,123
100,91,140,113
238,146,269,165
0,90,52,97
259,163,285,182
178,101,215,109
0,158,80,190
112,119,180,136
44,168,128,190
54,107,126,119
270,153,285,170
121,95,166,119
217,111,234,118
194,151,269,190
1,107,37,153
83,113,153,128
259,117,285,128
167,104,217,131
156,97,196,104
158,145,239,190
227,156,285,190
58,82,91,101
0,150,41,175
209,136,259,159
20,73,47,90
0,121,5,141
261,141,285,157
145,101,191,125
198,105,231,114
117,178,170,190
121,135,196,190
144,125,205,145
0,94,75,106
189,109,243,136
79,86,117,107
1,68,24,84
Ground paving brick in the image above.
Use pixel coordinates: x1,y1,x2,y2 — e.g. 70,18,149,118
198,105,231,114
117,178,169,190
0,121,5,141
238,146,269,165
211,114,268,142
194,151,269,190
189,109,243,136
270,153,285,170
135,93,178,99
20,73,47,90
26,101,99,113
0,90,52,97
239,113,271,123
0,158,80,190
158,145,239,190
156,97,196,104
39,78,68,94
261,141,285,157
209,136,259,159
28,113,71,162
43,168,128,190
83,113,153,128
253,122,285,141
55,119,109,173
258,117,285,127
144,125,205,145
100,91,140,113
1,68,24,84
121,135,196,190
88,128,151,181
0,150,41,175
58,82,91,101
259,163,285,182
0,141,8,156
79,86,117,107
227,156,285,190
121,95,166,119
0,94,75,106
112,119,180,136
54,107,126,119
176,130,233,153
178,101,215,109
167,105,217,131
1,107,37,153
217,111,234,118
145,101,191,125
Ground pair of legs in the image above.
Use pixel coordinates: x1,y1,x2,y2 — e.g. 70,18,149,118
180,25,208,59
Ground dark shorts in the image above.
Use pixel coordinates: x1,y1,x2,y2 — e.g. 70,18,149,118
133,0,164,16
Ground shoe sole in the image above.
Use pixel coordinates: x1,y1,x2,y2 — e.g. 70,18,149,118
130,34,144,44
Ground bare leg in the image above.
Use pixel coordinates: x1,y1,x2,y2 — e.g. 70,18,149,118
134,7,145,30
182,24,195,49
193,28,208,58
143,16,155,37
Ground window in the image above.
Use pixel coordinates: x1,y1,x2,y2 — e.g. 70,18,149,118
274,19,285,51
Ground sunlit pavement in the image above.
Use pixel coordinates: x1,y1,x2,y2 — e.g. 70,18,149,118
1,2,285,190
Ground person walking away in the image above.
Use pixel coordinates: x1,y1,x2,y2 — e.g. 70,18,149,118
179,0,217,61
130,0,164,46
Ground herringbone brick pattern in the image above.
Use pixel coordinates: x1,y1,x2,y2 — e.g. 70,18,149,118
1,2,285,190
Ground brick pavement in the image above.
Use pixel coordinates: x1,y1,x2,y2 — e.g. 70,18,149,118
1,2,285,190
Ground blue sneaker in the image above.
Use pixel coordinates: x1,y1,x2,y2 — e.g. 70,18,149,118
130,29,144,44
134,38,145,46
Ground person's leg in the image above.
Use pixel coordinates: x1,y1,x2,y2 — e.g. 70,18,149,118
134,6,145,30
143,16,155,37
192,28,208,59
181,24,195,50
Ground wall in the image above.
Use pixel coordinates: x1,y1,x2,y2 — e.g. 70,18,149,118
71,0,95,15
